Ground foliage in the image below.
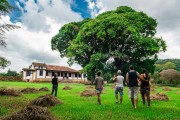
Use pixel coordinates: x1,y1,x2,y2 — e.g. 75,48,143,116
155,61,176,72
0,0,20,69
0,82,180,120
0,68,21,76
156,59,180,71
0,0,14,15
52,6,167,80
160,69,180,84
0,56,10,69
151,71,162,84
6,68,20,76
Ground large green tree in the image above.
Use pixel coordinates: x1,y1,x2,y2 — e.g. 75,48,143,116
52,6,166,80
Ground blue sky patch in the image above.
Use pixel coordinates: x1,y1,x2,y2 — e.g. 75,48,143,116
7,0,92,23
70,0,91,18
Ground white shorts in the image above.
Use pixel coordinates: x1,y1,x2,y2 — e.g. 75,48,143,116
129,87,139,99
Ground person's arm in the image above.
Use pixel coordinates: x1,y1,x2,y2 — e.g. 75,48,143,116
102,78,104,85
56,78,58,85
148,75,151,86
126,73,129,85
113,75,117,81
137,73,148,82
52,78,53,84
93,78,97,84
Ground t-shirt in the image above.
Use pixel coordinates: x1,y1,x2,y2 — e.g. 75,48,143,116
52,78,58,86
141,74,150,88
116,75,124,87
94,77,104,89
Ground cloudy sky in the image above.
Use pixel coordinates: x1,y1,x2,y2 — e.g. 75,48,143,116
0,0,180,72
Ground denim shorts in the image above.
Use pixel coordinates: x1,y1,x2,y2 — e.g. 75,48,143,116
115,86,123,96
96,88,103,94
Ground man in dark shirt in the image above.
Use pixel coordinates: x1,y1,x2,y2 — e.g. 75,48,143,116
51,74,58,97
126,65,144,109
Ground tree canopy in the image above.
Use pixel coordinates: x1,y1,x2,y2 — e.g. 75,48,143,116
51,6,166,80
0,56,10,69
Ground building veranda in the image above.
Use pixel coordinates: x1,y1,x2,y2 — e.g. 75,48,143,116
22,62,87,82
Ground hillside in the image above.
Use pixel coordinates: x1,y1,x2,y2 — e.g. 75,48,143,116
156,59,180,71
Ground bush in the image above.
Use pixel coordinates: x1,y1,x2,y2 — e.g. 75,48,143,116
0,76,22,81
160,69,180,84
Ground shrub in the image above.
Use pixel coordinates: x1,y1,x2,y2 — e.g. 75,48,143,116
160,69,180,84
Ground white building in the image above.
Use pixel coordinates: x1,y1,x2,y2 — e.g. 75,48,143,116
22,62,87,82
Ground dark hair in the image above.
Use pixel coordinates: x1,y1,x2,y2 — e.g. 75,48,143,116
129,65,134,70
54,74,57,78
97,71,101,76
142,69,149,78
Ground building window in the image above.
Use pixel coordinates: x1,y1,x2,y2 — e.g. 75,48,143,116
75,73,77,77
52,72,55,76
69,73,71,77
39,70,43,76
38,66,43,69
61,73,63,77
64,73,67,77
26,71,31,76
46,71,48,76
79,74,81,77
83,74,87,78
58,72,60,76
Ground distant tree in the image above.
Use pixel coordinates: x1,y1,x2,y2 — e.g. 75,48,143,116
156,59,180,71
160,69,180,84
151,71,161,84
0,68,20,76
52,6,166,80
0,0,20,69
163,62,176,70
6,68,19,76
0,56,10,69
155,62,176,72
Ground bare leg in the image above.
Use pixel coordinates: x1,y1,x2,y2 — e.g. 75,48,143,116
97,93,101,105
131,98,134,107
115,94,118,103
120,96,123,104
134,98,138,109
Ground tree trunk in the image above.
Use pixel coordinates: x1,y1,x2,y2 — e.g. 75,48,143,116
114,58,122,71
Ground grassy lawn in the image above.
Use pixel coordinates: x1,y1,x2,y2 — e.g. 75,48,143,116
0,81,179,120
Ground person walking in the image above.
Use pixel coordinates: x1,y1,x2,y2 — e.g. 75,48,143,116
113,70,124,104
51,74,58,97
94,71,104,105
140,69,151,107
126,65,144,109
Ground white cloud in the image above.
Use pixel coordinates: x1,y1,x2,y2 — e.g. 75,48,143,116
86,0,180,59
1,0,180,73
0,0,83,72
85,0,99,18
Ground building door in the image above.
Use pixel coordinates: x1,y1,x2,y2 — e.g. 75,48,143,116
52,72,55,76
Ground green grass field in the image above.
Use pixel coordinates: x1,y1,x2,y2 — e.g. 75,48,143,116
0,81,179,120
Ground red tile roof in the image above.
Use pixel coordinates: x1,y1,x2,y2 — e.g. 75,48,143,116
46,65,79,73
28,62,79,73
32,62,46,67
